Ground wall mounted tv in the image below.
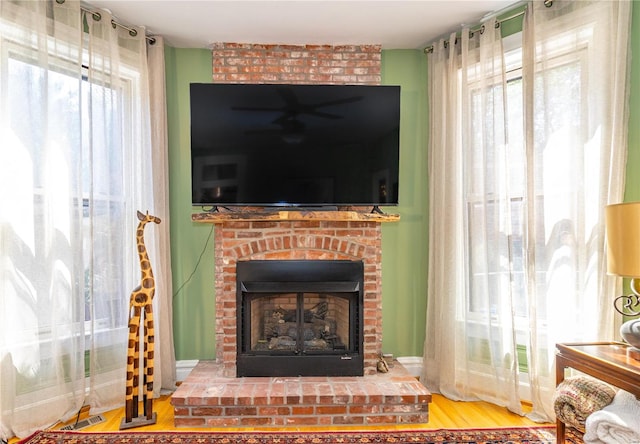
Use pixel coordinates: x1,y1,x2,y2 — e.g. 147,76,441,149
190,83,400,209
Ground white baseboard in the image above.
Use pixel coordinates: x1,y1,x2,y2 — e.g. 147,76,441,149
396,356,423,380
176,359,199,382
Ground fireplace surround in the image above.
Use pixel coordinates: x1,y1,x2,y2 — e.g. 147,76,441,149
236,259,364,377
195,210,399,375
172,211,433,428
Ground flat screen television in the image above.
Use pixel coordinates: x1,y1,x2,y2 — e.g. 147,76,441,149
190,83,400,209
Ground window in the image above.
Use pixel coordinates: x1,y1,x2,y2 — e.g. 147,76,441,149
463,32,587,373
2,38,136,395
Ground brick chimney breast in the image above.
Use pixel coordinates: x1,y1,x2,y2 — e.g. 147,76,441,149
212,43,381,85
210,42,383,376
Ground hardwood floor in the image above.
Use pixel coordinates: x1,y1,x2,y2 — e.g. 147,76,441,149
8,393,549,443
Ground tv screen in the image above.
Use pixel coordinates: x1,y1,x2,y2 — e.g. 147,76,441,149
190,83,400,208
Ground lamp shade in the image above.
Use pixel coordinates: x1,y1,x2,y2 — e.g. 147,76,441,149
606,202,640,278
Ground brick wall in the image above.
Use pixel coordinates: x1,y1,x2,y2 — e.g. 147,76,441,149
210,42,384,376
212,43,381,84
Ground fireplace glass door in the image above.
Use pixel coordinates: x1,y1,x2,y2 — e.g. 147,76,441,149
248,290,354,354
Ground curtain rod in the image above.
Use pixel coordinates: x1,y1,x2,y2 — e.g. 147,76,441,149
80,5,157,45
423,0,552,54
56,0,157,44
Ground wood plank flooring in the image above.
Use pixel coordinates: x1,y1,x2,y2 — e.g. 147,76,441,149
8,393,549,443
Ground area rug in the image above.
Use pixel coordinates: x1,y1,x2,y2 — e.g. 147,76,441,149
17,426,584,444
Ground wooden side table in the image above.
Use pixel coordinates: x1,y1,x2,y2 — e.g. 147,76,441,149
555,342,640,443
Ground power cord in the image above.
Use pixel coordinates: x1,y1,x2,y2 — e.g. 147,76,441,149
172,223,214,299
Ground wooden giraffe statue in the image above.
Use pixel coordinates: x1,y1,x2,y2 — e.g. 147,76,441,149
120,210,161,430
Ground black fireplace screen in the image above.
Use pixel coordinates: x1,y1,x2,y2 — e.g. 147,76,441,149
236,260,364,377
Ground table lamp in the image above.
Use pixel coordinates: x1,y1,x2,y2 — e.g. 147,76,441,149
605,202,640,360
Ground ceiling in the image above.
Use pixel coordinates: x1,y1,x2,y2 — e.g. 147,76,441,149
82,0,520,50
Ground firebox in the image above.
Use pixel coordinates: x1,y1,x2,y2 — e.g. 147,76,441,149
236,260,364,377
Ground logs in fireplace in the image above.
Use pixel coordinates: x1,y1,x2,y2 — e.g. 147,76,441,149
236,260,364,377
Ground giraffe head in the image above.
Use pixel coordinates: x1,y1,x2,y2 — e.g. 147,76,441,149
137,210,161,225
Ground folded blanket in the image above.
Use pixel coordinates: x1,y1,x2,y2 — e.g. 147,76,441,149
553,375,617,432
584,390,640,444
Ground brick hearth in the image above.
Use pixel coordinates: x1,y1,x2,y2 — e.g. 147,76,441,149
172,360,430,427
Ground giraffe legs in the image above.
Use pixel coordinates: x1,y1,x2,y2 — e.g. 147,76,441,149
132,306,141,418
143,303,155,420
124,306,141,423
121,298,157,429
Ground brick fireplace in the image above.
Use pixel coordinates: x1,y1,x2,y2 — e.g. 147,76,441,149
207,42,387,376
215,217,384,376
172,211,431,427
170,43,430,427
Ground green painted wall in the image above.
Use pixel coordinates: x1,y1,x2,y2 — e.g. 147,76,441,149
166,47,216,360
627,3,640,204
380,50,429,357
166,48,429,360
166,4,640,360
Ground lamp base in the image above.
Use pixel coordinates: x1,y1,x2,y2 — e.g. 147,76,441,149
620,319,640,360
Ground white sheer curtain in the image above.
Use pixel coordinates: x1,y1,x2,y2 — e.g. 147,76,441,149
424,0,630,422
0,1,172,439
147,36,176,393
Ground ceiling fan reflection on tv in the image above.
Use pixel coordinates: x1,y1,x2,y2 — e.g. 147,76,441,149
232,87,363,144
